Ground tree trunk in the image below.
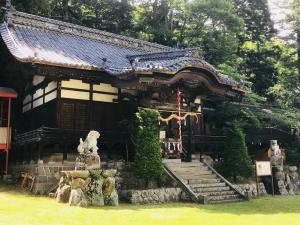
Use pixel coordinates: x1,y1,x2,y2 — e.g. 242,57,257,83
297,29,300,81
62,0,68,21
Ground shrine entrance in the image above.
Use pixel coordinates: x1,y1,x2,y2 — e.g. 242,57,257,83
138,84,204,162
156,88,201,161
0,87,17,175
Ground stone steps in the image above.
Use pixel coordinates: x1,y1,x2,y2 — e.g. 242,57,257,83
206,194,241,202
164,159,246,204
209,198,244,204
179,174,216,180
196,190,236,196
189,182,226,188
184,178,222,184
192,186,230,193
166,162,206,167
171,167,212,175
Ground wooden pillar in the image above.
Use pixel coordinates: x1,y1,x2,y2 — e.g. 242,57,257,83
89,83,93,129
4,98,11,174
186,99,194,162
63,144,67,161
38,141,44,161
56,81,62,128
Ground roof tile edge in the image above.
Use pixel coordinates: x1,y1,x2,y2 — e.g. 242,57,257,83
6,9,173,53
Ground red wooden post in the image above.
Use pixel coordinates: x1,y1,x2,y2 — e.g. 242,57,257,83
0,100,3,126
4,98,11,175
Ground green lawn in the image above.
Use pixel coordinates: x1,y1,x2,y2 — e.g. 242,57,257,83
1,185,300,225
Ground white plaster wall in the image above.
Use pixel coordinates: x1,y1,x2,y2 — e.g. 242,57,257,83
93,93,117,103
33,98,43,108
33,88,43,100
93,83,118,93
61,90,90,100
45,90,57,103
45,81,57,93
62,79,90,90
32,75,45,86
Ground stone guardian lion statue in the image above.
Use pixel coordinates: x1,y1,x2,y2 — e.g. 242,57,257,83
77,130,100,155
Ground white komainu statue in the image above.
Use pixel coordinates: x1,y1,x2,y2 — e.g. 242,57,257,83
77,130,100,155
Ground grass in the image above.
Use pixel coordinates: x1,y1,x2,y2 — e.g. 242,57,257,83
1,185,300,225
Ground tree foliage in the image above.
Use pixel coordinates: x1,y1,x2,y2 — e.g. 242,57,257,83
133,109,164,182
222,121,252,181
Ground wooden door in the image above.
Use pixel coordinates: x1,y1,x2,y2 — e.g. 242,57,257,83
60,102,75,129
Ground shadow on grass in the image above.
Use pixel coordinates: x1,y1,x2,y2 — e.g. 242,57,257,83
1,184,300,215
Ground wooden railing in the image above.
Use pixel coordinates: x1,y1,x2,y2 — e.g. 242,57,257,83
13,126,129,146
182,134,227,144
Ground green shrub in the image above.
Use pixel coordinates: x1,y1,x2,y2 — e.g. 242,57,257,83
133,109,164,182
222,121,252,181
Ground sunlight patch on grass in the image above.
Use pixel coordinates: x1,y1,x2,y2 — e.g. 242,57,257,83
0,185,300,225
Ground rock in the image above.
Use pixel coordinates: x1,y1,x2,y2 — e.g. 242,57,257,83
85,154,101,170
106,190,119,206
49,193,55,198
58,176,66,188
69,188,88,207
289,166,298,172
56,185,71,203
75,153,101,170
86,179,104,206
89,170,103,179
275,172,285,180
71,178,87,190
69,171,89,179
103,177,115,196
102,169,117,178
277,180,289,195
103,177,119,206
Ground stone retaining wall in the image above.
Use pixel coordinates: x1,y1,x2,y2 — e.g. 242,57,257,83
119,188,185,204
234,182,267,197
8,161,125,195
9,162,75,195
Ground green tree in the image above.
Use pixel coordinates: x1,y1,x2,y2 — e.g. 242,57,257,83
287,0,300,78
222,121,252,181
68,0,133,33
133,0,185,45
234,0,278,96
133,109,164,183
234,0,275,42
267,40,299,108
183,0,243,66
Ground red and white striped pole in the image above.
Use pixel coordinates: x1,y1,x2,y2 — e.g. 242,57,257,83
177,88,183,153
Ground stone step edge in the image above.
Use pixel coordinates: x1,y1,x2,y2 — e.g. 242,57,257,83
208,198,244,204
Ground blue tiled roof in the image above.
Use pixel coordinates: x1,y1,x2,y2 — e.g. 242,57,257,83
0,9,248,93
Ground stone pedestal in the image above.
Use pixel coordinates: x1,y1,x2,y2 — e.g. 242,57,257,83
271,155,288,195
75,153,100,170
